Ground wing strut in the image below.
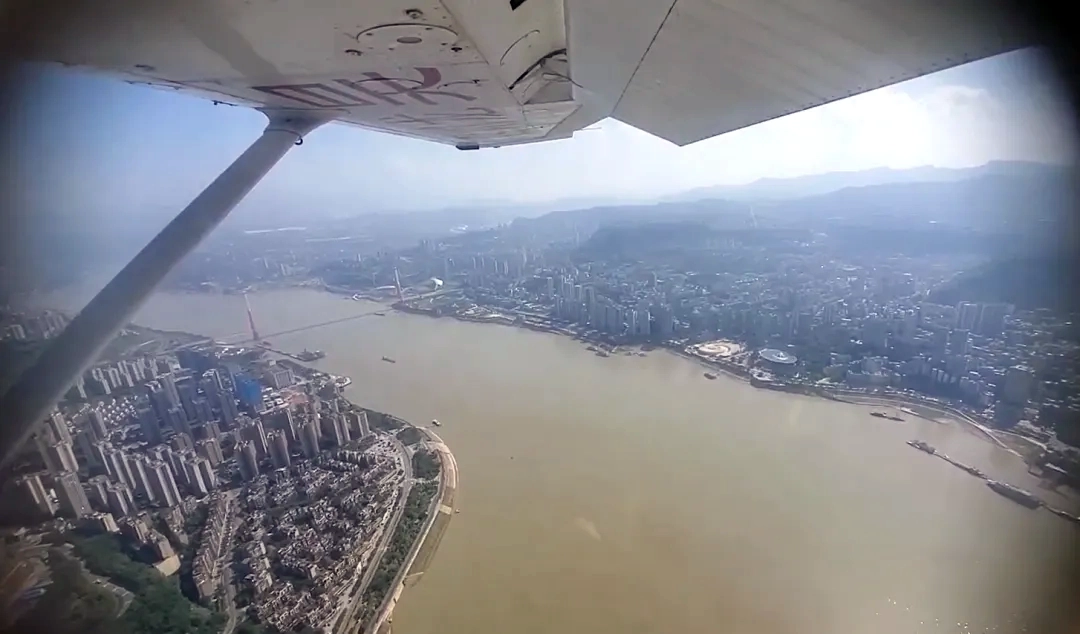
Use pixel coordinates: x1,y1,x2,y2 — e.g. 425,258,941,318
0,109,331,470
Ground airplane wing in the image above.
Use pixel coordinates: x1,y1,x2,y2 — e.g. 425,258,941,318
22,0,1026,148
578,0,1028,146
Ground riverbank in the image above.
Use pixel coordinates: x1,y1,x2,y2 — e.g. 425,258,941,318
368,427,457,634
905,439,1080,525
394,305,1080,503
668,346,1002,438
411,303,1016,451
281,405,456,634
826,391,1016,449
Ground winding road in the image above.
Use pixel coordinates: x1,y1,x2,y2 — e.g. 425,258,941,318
336,434,412,634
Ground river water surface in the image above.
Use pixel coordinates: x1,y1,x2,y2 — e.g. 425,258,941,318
46,286,1080,634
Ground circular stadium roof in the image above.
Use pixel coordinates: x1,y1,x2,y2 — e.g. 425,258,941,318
759,348,797,365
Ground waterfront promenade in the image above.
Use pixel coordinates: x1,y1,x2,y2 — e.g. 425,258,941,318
318,410,457,634
367,426,457,634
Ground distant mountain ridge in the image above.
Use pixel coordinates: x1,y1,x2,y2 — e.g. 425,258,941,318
525,163,1074,227
757,169,1075,228
662,160,1071,203
512,160,1077,263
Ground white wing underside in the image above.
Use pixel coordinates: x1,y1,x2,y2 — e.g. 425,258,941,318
25,0,1025,147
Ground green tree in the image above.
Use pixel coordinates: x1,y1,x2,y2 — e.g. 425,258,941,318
67,534,223,634
9,550,117,634
411,450,440,480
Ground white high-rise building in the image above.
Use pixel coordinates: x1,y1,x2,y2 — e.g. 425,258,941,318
321,414,344,448
268,366,294,389
269,431,291,469
75,430,101,469
84,475,111,509
241,419,269,459
300,421,319,459
90,440,109,470
196,438,223,466
17,473,56,516
128,457,154,503
103,447,133,489
55,471,92,518
345,410,369,439
46,441,79,474
106,482,133,517
633,309,651,336
160,373,181,408
335,414,351,445
1003,365,1036,406
195,456,217,491
88,409,109,439
146,460,181,507
238,441,259,481
184,456,209,497
143,356,159,379
45,409,72,444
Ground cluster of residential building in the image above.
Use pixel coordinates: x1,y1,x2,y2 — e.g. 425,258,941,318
193,493,234,602
232,436,406,632
383,233,1080,451
1,310,410,634
1,309,68,341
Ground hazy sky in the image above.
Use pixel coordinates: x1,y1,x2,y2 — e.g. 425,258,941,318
5,47,1076,222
